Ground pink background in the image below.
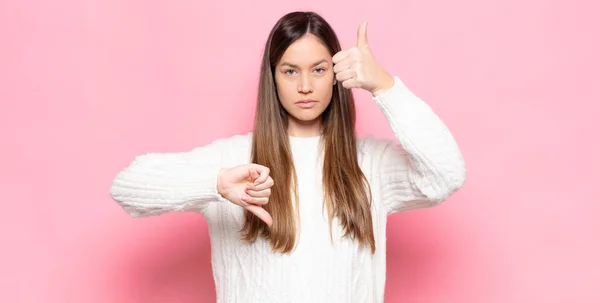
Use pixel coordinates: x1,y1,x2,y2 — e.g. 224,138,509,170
2,0,599,302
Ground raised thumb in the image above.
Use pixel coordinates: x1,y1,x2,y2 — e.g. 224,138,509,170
357,20,368,46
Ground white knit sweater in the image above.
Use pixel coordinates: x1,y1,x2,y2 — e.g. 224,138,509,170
109,76,466,303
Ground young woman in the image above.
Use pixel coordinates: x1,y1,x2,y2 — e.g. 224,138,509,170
110,11,466,303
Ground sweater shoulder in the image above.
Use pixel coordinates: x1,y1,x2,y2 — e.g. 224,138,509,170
204,131,253,165
357,135,395,158
207,131,253,150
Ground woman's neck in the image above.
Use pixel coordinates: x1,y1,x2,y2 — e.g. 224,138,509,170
287,117,323,138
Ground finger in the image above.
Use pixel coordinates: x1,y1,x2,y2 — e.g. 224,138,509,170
253,165,270,185
357,20,368,46
333,61,352,74
332,49,349,64
250,177,274,191
245,204,273,227
335,69,356,82
249,167,260,182
242,195,269,205
342,78,361,89
246,188,271,198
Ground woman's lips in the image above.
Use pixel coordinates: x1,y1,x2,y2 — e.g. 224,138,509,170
295,100,317,108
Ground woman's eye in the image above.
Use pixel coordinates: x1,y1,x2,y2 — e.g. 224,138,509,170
284,69,296,75
315,68,325,73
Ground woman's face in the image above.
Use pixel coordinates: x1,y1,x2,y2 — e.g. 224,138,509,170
274,34,336,132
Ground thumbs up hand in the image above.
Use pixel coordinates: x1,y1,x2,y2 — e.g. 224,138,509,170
332,20,395,96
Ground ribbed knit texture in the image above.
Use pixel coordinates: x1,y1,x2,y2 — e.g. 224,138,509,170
109,76,466,303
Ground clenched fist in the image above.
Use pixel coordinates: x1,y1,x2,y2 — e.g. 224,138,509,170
217,164,274,226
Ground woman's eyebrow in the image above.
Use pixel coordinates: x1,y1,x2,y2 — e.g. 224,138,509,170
280,59,329,68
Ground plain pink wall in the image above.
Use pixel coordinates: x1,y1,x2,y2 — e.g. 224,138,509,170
1,0,599,302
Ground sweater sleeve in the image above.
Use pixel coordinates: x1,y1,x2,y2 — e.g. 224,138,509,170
109,138,230,217
372,76,466,215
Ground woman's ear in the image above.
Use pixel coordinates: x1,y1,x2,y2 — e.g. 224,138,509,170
333,79,337,85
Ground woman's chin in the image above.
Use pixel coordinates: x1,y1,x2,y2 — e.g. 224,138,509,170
289,113,322,124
